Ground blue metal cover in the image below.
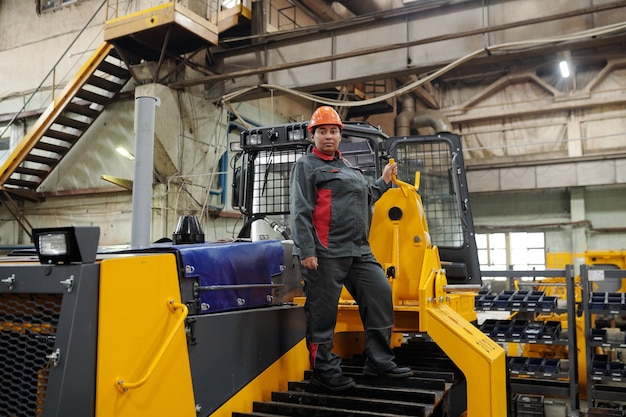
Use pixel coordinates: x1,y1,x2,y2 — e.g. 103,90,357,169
176,240,284,313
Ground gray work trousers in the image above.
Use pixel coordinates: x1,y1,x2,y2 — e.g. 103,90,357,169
301,253,396,377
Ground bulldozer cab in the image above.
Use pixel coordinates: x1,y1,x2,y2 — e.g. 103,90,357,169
232,121,480,285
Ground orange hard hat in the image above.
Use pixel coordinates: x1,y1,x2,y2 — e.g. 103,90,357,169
308,106,344,132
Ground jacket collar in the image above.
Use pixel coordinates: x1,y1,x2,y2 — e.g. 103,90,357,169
313,147,342,161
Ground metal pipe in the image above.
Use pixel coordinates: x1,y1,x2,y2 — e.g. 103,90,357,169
394,95,415,137
411,109,453,134
333,0,387,15
196,284,284,291
443,284,482,292
131,95,160,249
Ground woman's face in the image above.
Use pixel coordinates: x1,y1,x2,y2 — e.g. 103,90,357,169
313,124,342,156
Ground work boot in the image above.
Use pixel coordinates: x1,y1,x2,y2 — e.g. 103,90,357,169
310,371,356,391
363,365,413,378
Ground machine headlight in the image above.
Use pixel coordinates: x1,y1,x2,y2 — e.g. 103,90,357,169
288,129,305,141
32,226,100,264
38,232,69,256
249,133,261,145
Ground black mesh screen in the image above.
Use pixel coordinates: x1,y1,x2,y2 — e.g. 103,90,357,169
395,141,464,248
0,293,62,417
249,148,307,215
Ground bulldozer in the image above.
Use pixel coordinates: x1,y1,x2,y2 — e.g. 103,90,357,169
0,121,506,417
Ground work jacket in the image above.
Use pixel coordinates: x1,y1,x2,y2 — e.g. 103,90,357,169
289,147,391,259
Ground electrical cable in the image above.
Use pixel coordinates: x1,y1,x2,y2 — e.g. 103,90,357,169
218,21,626,108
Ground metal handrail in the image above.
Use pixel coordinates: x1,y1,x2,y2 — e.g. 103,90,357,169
389,158,416,198
116,300,188,393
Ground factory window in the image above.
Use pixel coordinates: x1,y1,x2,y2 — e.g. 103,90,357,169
37,0,79,14
477,232,546,274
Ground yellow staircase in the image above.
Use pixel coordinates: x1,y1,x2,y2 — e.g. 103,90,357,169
0,0,251,236
0,43,131,201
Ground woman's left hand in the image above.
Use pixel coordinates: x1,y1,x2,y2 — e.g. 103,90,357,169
382,161,397,184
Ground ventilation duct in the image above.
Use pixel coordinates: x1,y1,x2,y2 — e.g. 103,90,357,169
411,109,453,134
394,95,415,137
333,0,397,15
295,0,347,22
394,97,453,135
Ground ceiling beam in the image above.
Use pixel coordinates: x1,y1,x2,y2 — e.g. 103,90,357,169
169,0,626,94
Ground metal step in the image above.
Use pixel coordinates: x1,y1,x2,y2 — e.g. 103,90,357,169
252,400,422,417
65,103,100,119
232,336,460,417
55,115,90,131
97,60,131,79
86,74,125,92
34,141,71,155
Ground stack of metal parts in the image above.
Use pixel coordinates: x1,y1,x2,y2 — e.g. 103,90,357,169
592,353,626,378
478,318,562,342
514,394,544,417
475,289,558,310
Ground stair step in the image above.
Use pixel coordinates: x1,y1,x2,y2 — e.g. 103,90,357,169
271,390,432,416
97,60,131,79
252,400,411,417
5,178,40,189
75,89,112,105
303,370,448,392
14,167,48,178
341,364,456,383
288,380,442,404
86,74,125,92
56,115,90,131
43,129,79,143
33,141,70,155
24,154,59,166
65,102,99,119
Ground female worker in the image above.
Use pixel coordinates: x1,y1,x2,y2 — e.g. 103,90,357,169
289,106,413,392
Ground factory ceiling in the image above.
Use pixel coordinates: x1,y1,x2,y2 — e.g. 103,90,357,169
168,0,626,111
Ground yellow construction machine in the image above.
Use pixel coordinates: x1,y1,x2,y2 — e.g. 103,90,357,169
0,121,506,417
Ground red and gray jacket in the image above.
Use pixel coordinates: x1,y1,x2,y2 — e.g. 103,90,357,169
289,147,391,259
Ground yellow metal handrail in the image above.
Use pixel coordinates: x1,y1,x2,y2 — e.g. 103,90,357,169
116,300,188,393
388,158,417,198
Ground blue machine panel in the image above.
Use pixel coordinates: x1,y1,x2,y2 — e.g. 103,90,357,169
176,240,284,313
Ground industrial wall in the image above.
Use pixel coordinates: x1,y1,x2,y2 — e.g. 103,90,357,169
0,0,624,260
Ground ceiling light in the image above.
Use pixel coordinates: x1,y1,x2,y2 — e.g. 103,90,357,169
116,146,135,160
559,60,570,78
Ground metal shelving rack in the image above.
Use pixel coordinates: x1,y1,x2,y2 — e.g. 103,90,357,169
478,266,580,416
581,265,626,412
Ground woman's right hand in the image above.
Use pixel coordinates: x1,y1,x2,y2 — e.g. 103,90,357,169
301,256,318,270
